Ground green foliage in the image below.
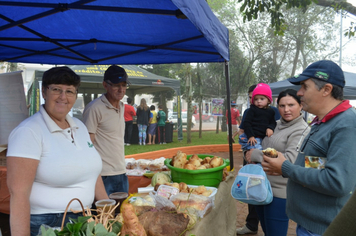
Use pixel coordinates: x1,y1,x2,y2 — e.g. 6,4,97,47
40,216,122,236
238,0,317,35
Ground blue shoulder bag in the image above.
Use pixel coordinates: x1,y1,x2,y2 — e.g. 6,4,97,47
231,164,273,205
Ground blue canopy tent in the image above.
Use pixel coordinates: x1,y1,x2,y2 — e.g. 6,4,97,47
0,0,235,167
269,71,356,99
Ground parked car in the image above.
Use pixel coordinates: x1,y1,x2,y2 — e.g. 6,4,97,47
168,111,196,128
193,113,216,122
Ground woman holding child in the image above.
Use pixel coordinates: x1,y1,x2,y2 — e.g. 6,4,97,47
245,89,310,236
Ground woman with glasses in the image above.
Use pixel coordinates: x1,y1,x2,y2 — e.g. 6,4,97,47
245,89,310,236
6,66,108,236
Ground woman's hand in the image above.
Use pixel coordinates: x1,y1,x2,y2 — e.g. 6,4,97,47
261,152,286,176
266,128,274,137
245,149,255,163
247,137,257,146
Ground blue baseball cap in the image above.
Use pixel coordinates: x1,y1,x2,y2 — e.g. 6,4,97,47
288,60,345,88
104,65,128,84
231,101,236,106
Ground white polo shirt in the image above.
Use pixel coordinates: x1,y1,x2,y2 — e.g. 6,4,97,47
7,105,102,214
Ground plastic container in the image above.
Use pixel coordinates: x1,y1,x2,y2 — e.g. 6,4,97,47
164,154,229,187
109,192,128,214
95,199,116,216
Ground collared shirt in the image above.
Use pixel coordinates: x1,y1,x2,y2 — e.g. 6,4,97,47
311,100,352,125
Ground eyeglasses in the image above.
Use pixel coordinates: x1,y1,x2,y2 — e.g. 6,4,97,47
47,86,77,97
106,81,129,89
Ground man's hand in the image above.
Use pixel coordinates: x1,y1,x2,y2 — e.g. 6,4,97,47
261,152,286,176
248,136,257,146
266,128,274,137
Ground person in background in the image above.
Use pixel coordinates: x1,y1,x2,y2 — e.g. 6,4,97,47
82,65,129,195
124,97,136,146
7,67,108,236
136,98,150,145
245,89,310,236
262,60,356,236
147,105,157,145
235,84,281,235
234,84,259,235
226,100,241,135
157,105,167,144
238,83,276,151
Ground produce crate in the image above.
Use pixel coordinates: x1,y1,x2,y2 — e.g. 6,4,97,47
164,154,229,187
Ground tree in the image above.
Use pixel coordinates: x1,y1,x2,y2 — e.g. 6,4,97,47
209,0,340,81
238,0,356,36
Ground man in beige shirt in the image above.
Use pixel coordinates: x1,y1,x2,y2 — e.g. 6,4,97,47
83,65,129,194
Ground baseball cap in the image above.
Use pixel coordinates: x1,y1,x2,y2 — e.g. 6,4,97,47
231,101,237,106
288,60,345,88
104,65,128,84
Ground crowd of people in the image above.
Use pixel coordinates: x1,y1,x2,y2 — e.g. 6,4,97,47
6,59,356,236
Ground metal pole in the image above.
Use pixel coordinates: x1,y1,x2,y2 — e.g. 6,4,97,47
224,60,233,170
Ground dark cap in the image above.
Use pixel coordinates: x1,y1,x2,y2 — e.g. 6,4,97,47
231,101,236,106
288,60,345,88
104,65,128,84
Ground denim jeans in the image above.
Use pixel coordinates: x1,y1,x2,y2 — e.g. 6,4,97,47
30,212,79,236
102,173,129,196
138,124,147,144
239,133,263,151
255,197,289,236
296,225,322,236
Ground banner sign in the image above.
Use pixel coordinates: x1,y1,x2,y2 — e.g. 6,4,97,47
0,71,28,146
211,98,224,116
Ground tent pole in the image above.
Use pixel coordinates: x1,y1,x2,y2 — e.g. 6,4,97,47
224,60,233,170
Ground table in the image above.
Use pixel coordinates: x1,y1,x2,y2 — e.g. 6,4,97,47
0,166,10,215
0,167,237,236
128,175,152,194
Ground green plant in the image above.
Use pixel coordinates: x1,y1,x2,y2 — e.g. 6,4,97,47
40,216,122,236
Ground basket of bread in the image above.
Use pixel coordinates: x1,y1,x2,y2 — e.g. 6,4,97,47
164,151,229,187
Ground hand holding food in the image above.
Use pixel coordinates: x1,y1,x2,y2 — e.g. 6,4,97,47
262,148,278,158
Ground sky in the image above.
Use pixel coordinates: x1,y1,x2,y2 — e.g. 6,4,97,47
340,1,356,73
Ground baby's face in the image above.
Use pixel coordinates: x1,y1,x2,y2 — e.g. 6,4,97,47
253,95,269,108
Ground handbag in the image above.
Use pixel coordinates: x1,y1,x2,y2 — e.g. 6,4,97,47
231,164,273,205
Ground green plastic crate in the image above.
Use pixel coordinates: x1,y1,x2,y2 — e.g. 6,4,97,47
164,154,230,187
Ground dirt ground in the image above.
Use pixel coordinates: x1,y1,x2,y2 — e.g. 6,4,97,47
212,150,297,236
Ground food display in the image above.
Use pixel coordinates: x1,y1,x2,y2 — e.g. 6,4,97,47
40,151,233,236
164,152,229,187
154,182,215,198
262,147,278,158
121,202,147,236
125,157,168,176
151,172,171,186
171,151,224,170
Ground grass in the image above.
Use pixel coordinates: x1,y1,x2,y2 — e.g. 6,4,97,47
124,130,228,155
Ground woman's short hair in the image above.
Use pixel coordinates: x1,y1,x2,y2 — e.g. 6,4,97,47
277,89,301,105
42,66,80,88
311,78,344,100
